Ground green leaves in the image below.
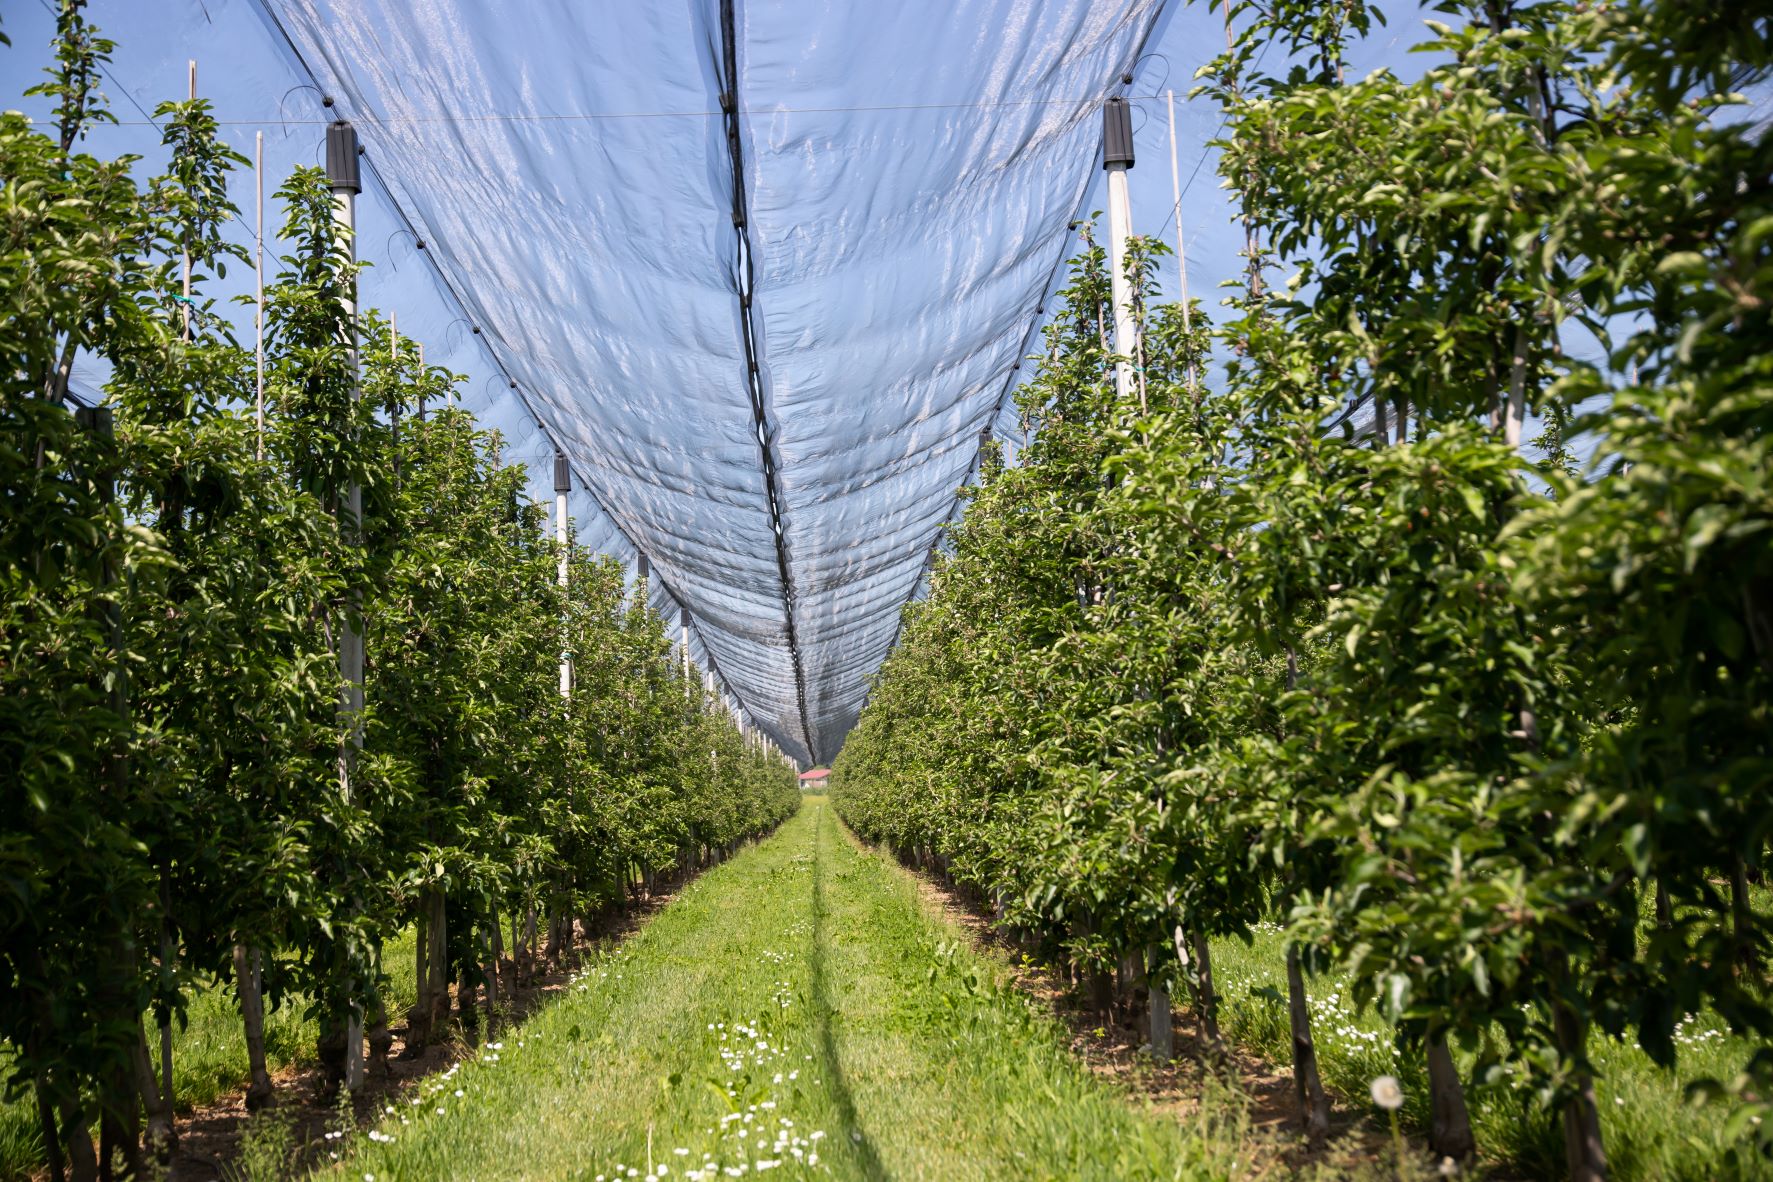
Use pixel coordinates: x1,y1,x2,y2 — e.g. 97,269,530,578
835,3,1773,1170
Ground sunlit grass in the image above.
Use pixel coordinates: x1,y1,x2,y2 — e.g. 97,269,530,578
332,798,1236,1180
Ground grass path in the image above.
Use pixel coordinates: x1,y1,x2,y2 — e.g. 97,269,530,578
330,798,1233,1181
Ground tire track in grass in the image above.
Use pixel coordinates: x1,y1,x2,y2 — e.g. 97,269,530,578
808,810,887,1182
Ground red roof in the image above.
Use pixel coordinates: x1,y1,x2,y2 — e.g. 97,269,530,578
798,767,831,782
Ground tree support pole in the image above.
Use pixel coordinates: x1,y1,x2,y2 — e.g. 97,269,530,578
1103,96,1140,412
555,454,572,698
327,119,366,1093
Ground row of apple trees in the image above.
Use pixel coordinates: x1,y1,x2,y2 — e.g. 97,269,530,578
831,1,1769,1178
2,9,799,1180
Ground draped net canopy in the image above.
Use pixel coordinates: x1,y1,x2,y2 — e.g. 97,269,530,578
259,0,1172,764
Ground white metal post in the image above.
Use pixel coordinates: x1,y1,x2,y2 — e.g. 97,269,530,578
555,454,572,698
255,129,265,460
1165,90,1197,394
1103,97,1139,409
182,61,195,343
327,120,366,1091
680,607,691,691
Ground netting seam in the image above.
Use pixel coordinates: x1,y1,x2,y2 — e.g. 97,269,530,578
719,0,817,764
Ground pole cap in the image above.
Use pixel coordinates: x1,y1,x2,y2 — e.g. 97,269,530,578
327,121,362,194
553,453,572,493
1103,97,1134,170
637,554,650,580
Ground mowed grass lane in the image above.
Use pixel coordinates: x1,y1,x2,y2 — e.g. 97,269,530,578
334,798,1230,1181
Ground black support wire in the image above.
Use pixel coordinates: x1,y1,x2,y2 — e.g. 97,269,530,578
247,0,769,740
717,0,818,765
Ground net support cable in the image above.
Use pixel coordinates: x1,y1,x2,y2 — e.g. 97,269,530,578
718,0,817,764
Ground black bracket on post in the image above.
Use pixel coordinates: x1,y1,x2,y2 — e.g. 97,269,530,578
326,121,362,194
1102,97,1135,170
553,453,572,494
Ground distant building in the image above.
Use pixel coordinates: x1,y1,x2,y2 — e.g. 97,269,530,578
798,767,831,789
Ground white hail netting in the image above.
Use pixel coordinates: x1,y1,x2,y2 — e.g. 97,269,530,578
259,0,1171,764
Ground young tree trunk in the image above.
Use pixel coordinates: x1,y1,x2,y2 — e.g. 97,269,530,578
366,942,393,1078
1552,998,1609,1181
1732,854,1758,977
1118,951,1140,1027
105,1045,143,1182
485,917,502,1038
1655,876,1673,930
1426,1034,1476,1160
457,959,480,1042
132,1024,174,1161
428,889,451,1037
1088,967,1114,1015
157,866,174,1118
1191,928,1223,1050
61,1099,96,1182
545,907,563,964
1285,944,1331,1148
1147,946,1173,1062
233,944,275,1109
35,1079,66,1182
406,896,432,1055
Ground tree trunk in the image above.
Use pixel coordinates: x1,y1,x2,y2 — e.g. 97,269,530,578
62,1099,97,1182
366,942,393,1078
1732,854,1758,977
1426,1034,1475,1160
157,866,174,1119
132,1024,174,1161
1552,998,1609,1181
1088,967,1114,1015
458,959,480,1041
485,916,502,1037
1654,877,1673,931
35,1079,65,1182
1191,928,1223,1050
546,907,563,964
1285,944,1331,1148
1147,946,1173,1063
428,889,451,1036
101,1027,143,1181
233,944,275,1109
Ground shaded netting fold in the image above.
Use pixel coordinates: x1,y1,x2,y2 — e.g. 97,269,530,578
259,0,1170,763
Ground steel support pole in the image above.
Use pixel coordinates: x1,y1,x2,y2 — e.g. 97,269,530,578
327,120,365,1091
680,607,691,691
1165,90,1198,394
255,129,265,460
1103,97,1139,409
555,454,572,698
